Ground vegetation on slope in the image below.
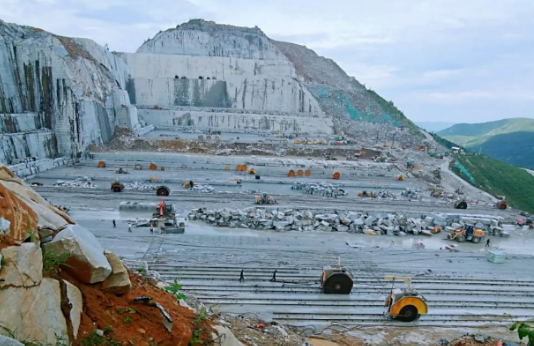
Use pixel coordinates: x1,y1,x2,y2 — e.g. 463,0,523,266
451,153,534,213
438,118,534,138
470,131,534,169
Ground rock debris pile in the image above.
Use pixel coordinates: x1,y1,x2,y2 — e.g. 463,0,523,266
192,184,215,193
53,177,97,188
189,207,504,235
123,181,157,192
291,182,347,197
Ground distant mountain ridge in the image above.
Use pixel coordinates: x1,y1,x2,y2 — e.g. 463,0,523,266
438,118,534,169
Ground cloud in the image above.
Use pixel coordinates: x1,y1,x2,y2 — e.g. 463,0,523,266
0,0,533,123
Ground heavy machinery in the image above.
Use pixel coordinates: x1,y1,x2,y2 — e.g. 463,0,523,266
396,174,405,181
447,225,485,243
156,185,170,196
384,276,427,322
496,200,508,210
320,257,353,294
454,200,468,209
110,181,124,192
254,193,277,205
151,200,185,234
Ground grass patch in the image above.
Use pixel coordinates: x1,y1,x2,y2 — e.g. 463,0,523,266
42,251,70,275
164,278,187,300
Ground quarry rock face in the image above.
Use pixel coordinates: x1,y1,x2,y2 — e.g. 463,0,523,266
0,19,141,164
43,224,112,284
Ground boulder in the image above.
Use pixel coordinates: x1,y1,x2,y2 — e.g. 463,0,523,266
0,336,24,346
64,280,83,339
0,278,68,344
0,243,43,287
102,252,131,296
43,225,111,284
0,182,38,242
0,165,74,230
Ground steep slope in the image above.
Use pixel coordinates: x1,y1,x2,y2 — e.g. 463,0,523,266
130,19,419,135
452,153,534,213
272,40,420,132
0,19,142,164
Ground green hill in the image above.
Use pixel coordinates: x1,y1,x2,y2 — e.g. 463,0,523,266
438,118,534,168
470,132,534,169
451,153,534,213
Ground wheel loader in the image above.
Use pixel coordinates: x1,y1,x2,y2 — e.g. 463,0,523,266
320,257,353,294
384,276,427,322
447,225,485,243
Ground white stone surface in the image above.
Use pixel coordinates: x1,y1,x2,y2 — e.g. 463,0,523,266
0,20,141,164
0,278,68,344
139,109,333,134
122,53,321,113
64,280,83,339
44,224,111,284
138,19,286,61
0,243,43,287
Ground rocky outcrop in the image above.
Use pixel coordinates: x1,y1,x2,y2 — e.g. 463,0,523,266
0,181,37,242
138,19,285,61
102,251,131,296
0,163,73,230
43,224,112,284
0,278,68,344
0,243,42,287
0,20,142,164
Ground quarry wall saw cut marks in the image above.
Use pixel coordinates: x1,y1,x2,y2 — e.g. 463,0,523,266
0,18,419,166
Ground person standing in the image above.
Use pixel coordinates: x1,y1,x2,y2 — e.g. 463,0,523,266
239,270,245,282
270,270,277,282
150,225,154,235
128,223,132,233
486,238,490,247
189,180,194,190
112,219,116,228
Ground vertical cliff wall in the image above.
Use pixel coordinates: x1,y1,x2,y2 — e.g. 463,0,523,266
125,20,322,115
0,20,141,164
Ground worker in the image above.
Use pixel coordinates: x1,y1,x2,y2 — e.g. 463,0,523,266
270,270,277,282
486,238,490,247
189,180,194,190
239,270,245,282
150,225,154,234
128,223,132,233
112,219,116,228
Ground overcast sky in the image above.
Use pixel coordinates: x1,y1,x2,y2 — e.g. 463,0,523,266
1,0,533,123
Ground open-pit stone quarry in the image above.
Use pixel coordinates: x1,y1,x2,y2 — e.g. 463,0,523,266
1,18,533,345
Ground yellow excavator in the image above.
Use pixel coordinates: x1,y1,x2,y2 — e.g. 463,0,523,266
384,276,427,322
447,225,485,243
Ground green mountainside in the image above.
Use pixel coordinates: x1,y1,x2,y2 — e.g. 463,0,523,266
438,118,534,168
451,153,534,213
